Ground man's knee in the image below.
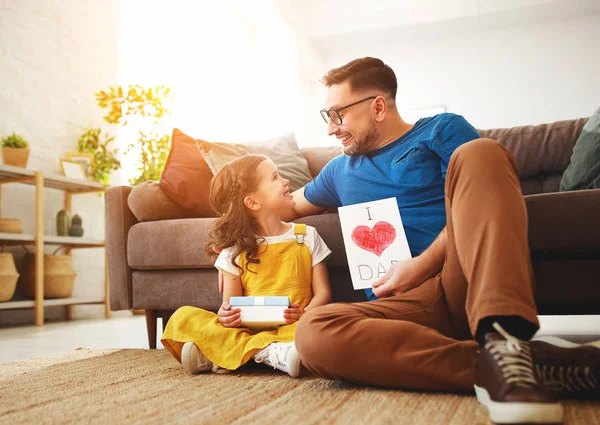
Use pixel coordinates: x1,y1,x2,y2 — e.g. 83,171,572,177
454,138,513,160
450,138,518,174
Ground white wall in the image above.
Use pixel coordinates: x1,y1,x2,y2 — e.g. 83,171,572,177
303,14,600,144
0,0,120,325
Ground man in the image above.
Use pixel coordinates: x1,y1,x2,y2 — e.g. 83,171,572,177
282,57,599,425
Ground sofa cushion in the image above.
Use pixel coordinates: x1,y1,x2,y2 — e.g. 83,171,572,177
132,270,222,312
560,106,600,191
300,146,342,178
197,133,313,192
127,214,351,271
520,174,563,196
127,188,600,272
479,118,588,181
128,218,215,270
158,128,217,218
525,189,600,252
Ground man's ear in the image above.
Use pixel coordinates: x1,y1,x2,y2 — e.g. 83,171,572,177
373,96,388,122
243,195,261,211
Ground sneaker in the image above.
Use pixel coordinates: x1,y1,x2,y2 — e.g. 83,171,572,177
181,341,215,374
253,342,302,378
474,323,563,424
531,335,600,399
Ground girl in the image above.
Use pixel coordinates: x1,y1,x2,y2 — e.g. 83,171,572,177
161,154,332,378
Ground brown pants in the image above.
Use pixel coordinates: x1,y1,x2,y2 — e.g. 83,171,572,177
295,139,540,392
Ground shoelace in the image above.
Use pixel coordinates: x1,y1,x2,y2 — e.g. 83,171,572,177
486,322,538,388
536,364,598,393
254,343,290,372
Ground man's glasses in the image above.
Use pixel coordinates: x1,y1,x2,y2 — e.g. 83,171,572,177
320,96,377,126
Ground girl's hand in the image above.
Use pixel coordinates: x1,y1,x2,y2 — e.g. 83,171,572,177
284,304,305,324
218,303,241,328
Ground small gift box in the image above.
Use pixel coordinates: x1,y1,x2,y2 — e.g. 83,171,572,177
229,296,290,331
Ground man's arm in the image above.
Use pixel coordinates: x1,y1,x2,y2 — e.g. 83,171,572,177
417,226,447,278
372,227,447,298
280,186,326,221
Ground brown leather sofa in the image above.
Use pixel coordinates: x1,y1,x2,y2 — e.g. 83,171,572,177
106,118,600,348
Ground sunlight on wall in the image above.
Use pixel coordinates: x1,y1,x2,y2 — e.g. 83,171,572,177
117,0,301,183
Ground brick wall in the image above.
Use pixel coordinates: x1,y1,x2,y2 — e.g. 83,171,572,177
0,0,120,325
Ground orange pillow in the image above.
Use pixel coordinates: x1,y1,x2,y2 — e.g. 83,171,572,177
158,128,217,217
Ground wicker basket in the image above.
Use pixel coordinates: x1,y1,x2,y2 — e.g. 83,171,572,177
0,218,23,234
0,253,19,302
19,253,76,299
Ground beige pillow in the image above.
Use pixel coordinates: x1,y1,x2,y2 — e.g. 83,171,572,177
128,181,198,222
196,133,313,192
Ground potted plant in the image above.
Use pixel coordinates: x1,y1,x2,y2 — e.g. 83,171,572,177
76,127,121,184
1,132,30,168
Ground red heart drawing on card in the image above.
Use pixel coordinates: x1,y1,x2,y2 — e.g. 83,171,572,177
351,221,396,257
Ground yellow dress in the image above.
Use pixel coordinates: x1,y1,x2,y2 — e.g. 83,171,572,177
161,224,313,370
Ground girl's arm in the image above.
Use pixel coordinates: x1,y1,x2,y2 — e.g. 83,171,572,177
217,270,243,328
221,270,243,303
305,261,332,310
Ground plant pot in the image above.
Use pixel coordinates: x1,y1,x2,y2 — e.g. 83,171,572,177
19,253,76,299
0,218,23,234
0,253,19,302
2,147,30,168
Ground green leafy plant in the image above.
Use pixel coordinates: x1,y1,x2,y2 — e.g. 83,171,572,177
126,132,170,186
96,85,171,125
95,84,172,186
1,132,29,149
76,128,121,184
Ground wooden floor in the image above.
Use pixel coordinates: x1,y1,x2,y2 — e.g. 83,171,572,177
0,313,164,363
0,314,599,364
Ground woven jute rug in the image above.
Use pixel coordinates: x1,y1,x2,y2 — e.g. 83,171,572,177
0,349,598,425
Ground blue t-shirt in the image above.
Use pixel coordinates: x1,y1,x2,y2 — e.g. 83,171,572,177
304,113,480,300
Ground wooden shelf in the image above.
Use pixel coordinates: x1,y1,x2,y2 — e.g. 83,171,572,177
0,233,104,248
0,165,110,325
0,164,105,193
0,232,34,243
0,297,105,310
0,163,35,181
44,173,105,193
44,236,105,248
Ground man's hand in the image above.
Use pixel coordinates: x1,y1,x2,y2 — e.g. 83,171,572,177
283,304,305,324
371,258,425,298
217,303,241,328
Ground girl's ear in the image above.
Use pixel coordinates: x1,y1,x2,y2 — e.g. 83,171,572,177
243,195,261,211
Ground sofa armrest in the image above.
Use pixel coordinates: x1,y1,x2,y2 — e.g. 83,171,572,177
106,185,138,310
525,189,600,252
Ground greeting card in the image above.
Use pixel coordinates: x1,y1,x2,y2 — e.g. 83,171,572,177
338,197,412,290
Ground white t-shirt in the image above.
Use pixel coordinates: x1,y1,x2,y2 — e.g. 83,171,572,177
214,223,332,276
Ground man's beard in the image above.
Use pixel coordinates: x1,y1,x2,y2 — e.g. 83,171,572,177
343,122,381,156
